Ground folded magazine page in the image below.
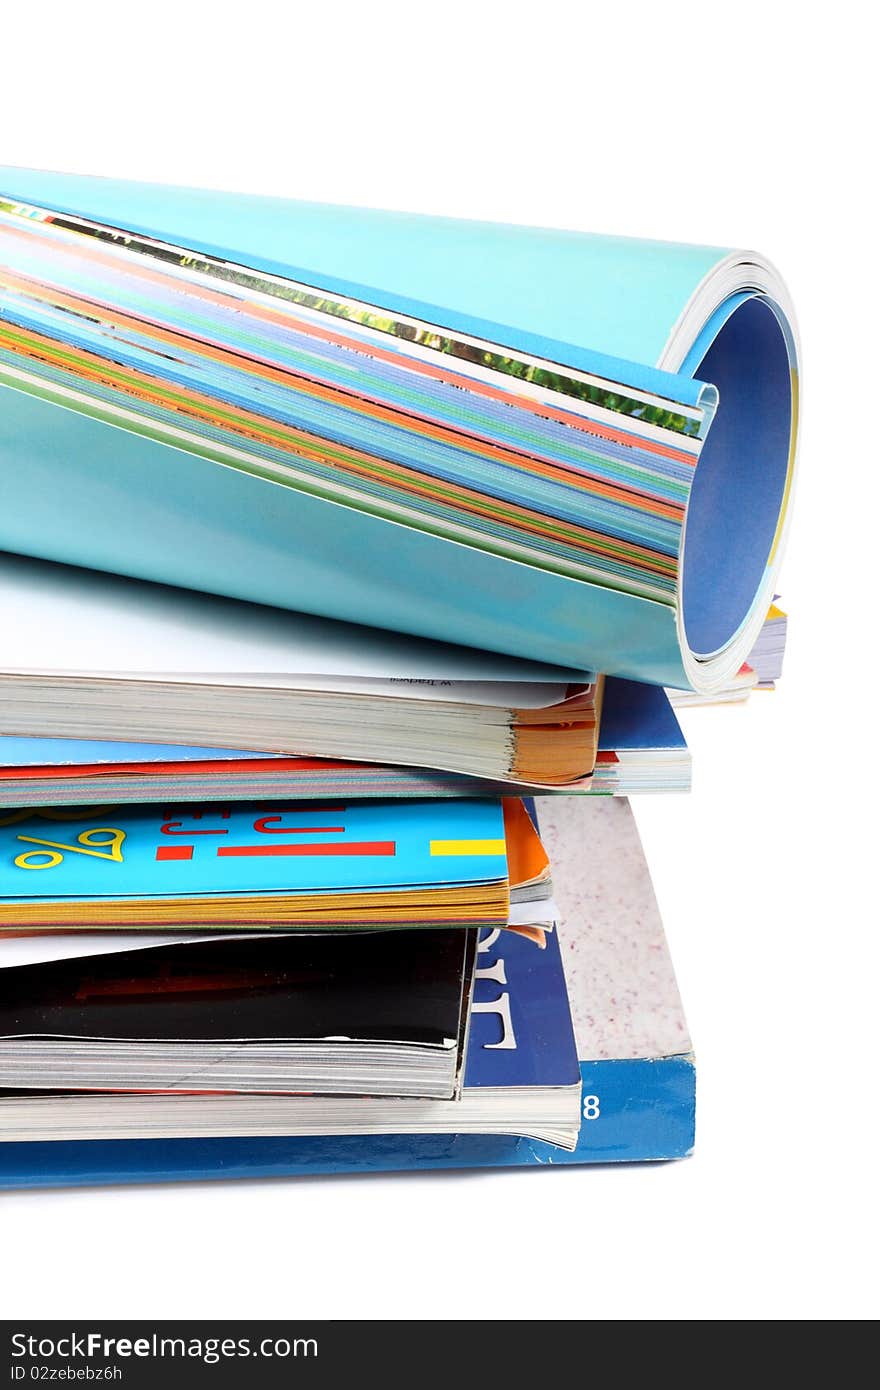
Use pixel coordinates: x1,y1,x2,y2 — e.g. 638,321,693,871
0,797,692,1180
0,168,798,693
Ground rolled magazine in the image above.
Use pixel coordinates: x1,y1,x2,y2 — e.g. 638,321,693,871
0,168,798,692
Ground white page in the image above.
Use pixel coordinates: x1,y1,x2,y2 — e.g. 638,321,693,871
0,932,256,969
0,552,589,704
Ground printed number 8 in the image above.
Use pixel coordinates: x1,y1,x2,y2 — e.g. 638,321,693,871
582,1094,600,1120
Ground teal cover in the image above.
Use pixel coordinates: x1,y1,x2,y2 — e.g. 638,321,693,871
0,169,799,690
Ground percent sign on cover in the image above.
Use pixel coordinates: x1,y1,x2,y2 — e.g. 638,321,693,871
13,827,126,870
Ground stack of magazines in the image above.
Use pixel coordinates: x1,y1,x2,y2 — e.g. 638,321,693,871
0,167,798,1187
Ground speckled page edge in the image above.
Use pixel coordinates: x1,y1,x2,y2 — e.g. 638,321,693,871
536,796,691,1061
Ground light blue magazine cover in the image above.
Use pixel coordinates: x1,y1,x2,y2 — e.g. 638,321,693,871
0,799,507,901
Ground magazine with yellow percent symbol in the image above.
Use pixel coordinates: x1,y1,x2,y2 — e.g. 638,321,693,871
0,798,550,934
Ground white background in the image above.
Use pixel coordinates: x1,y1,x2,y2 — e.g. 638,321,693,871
2,0,876,1322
